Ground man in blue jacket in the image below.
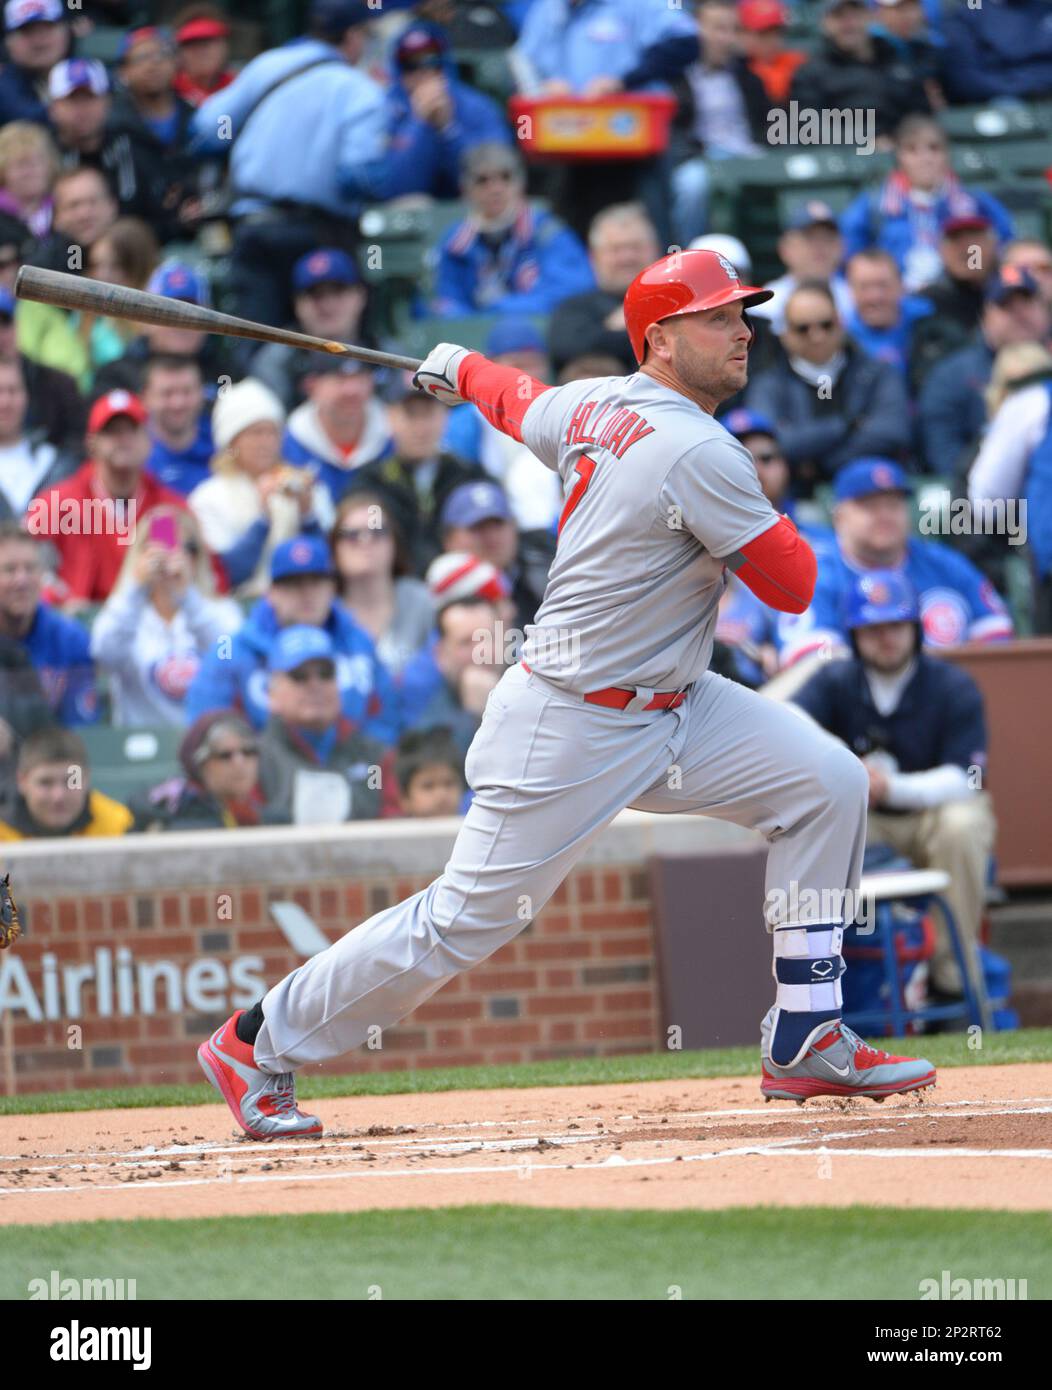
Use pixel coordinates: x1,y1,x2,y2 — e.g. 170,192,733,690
192,0,387,327
430,143,595,318
0,0,71,126
381,20,512,200
776,458,1014,668
186,535,401,744
0,523,98,726
940,0,1052,103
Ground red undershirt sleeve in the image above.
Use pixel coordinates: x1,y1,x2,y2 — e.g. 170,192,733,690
456,352,552,442
725,514,817,614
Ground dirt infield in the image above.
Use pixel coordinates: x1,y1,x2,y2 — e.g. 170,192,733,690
1,1064,1049,1226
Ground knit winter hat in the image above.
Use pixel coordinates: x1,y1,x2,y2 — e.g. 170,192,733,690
212,378,286,453
426,551,509,609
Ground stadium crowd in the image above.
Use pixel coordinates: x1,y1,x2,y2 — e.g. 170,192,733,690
0,0,1050,1007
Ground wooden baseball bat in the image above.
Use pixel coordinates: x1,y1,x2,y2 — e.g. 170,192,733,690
14,266,423,372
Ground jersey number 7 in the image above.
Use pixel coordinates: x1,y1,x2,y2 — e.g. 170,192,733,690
558,455,598,538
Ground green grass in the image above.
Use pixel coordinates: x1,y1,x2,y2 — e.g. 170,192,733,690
2,1207,1049,1300
3,1027,1049,1117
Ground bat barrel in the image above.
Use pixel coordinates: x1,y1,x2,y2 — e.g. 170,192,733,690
14,266,422,374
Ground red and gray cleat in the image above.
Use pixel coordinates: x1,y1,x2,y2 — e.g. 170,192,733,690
760,1009,936,1104
198,1011,323,1140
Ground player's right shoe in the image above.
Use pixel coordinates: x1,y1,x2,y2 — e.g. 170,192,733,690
760,1007,936,1103
198,1010,323,1140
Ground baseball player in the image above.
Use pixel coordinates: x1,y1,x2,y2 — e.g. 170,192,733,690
198,250,935,1138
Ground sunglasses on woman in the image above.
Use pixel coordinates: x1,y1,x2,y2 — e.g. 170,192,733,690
336,526,388,543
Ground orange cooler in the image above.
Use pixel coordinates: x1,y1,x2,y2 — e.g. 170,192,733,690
508,93,677,161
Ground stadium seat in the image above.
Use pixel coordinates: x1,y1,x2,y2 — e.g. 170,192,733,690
938,103,1048,143
75,26,127,64
80,725,184,807
455,49,515,105
396,312,550,360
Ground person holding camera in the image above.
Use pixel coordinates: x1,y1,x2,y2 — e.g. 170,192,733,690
188,377,333,599
90,504,242,727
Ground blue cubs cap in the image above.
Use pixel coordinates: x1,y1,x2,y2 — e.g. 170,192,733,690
843,568,919,630
441,481,512,530
395,21,448,71
268,624,336,673
292,248,360,294
270,534,334,582
5,0,62,31
485,318,545,358
984,264,1040,305
147,261,211,307
786,199,838,231
723,407,778,442
834,458,911,503
48,57,110,100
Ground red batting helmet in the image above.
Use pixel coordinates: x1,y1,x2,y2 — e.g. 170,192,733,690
624,249,774,363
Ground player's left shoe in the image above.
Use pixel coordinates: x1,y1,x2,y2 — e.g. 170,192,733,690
759,1008,936,1104
198,1011,323,1140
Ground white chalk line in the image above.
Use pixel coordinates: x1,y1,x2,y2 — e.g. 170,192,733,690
5,1126,1052,1199
0,1127,885,1195
3,1096,1048,1167
2,1099,1050,1180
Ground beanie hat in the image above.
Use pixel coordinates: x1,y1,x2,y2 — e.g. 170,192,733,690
212,378,286,453
426,551,509,609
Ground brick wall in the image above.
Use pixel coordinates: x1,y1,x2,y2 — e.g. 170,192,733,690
0,815,752,1094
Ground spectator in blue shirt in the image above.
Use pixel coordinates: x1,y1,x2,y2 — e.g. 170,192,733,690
192,0,388,327
186,533,401,742
284,358,393,510
431,143,594,318
844,248,933,387
381,20,512,201
839,115,1015,294
512,0,697,95
0,0,72,127
248,248,371,412
776,458,1014,669
793,568,996,1002
939,0,1052,103
0,522,98,726
93,259,230,402
143,355,214,496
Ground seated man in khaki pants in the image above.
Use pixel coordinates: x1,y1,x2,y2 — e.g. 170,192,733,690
793,569,996,1005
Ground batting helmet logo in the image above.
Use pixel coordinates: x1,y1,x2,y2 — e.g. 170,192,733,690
716,254,739,281
623,249,774,363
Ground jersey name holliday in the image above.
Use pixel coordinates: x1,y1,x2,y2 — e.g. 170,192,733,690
518,372,780,694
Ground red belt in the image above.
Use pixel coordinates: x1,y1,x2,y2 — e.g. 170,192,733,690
521,661,690,711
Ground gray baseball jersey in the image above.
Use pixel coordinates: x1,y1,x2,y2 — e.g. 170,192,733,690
519,373,779,692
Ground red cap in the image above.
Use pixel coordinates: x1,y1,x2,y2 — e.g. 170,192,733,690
739,0,788,31
88,389,147,434
176,16,230,43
